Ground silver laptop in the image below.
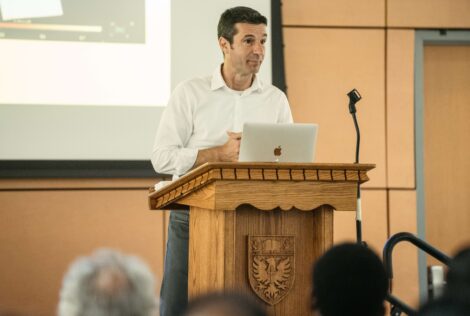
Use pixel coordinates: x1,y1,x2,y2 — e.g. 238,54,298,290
238,123,318,163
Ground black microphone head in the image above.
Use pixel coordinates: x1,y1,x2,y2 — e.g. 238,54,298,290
347,89,362,113
348,89,361,103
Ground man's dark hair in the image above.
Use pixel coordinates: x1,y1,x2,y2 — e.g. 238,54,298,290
312,243,388,316
183,292,266,316
217,6,267,44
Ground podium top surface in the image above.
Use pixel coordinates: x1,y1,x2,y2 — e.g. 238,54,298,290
148,162,375,210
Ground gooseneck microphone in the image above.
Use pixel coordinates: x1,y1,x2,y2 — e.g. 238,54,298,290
347,89,363,244
348,89,361,163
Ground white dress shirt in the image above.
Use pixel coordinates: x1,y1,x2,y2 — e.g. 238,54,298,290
151,66,293,176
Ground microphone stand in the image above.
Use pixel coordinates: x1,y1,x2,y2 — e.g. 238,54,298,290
347,89,363,244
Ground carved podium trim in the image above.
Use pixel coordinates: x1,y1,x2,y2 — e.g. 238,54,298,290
149,162,374,210
148,162,375,316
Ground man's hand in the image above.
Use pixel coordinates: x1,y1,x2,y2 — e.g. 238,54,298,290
219,131,242,162
193,131,242,168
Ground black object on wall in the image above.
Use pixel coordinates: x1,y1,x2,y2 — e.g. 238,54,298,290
0,160,165,178
271,0,287,94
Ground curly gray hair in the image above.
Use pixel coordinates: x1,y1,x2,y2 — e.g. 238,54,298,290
57,249,158,316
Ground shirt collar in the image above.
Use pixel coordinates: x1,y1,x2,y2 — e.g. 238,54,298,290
210,65,226,91
249,74,263,93
210,64,264,93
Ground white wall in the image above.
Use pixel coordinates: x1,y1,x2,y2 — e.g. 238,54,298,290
0,0,272,161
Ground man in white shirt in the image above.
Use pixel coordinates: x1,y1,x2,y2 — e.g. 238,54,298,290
151,6,293,316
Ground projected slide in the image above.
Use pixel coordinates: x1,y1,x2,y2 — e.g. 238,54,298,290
0,0,170,106
0,0,145,43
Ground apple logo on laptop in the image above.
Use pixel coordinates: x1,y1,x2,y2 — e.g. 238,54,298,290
274,146,282,156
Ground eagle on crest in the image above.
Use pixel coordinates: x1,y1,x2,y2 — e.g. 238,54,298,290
253,256,291,300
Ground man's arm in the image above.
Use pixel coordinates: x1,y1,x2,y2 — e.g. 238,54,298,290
151,83,198,176
192,131,241,168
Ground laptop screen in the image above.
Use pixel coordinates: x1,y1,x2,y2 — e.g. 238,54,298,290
238,123,318,163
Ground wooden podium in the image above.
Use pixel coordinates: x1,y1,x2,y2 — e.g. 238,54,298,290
149,162,374,316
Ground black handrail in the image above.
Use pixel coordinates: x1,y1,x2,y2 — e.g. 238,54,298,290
386,293,417,316
382,232,452,315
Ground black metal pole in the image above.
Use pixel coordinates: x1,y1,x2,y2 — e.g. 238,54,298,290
347,89,362,244
353,112,362,244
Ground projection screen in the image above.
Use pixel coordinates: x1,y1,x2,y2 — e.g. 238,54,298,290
0,0,277,176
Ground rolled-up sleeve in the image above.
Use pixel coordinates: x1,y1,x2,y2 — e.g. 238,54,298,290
151,83,198,176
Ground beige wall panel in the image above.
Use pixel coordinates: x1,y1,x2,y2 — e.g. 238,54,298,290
388,0,470,28
282,0,385,27
387,30,415,189
0,189,164,316
424,45,470,258
388,190,419,308
284,28,386,188
334,189,388,253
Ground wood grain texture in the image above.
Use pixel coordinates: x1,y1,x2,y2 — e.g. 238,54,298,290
283,28,386,188
178,183,216,210
159,160,367,314
424,45,470,257
387,30,415,189
236,206,333,315
388,0,470,28
156,163,372,314
388,190,419,308
248,235,295,305
149,163,374,210
188,207,226,298
0,188,165,316
189,204,333,315
282,0,385,27
333,190,388,253
224,211,236,290
214,180,356,212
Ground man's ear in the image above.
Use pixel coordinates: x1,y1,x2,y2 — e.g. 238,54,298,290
219,37,230,56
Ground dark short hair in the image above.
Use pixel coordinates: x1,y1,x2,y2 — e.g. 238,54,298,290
312,243,388,316
217,6,267,44
184,292,266,316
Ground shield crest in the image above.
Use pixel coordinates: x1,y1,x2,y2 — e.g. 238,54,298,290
248,235,295,305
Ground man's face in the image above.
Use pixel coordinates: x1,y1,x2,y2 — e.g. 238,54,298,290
221,22,267,76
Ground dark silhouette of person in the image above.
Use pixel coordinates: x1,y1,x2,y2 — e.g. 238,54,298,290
311,243,388,316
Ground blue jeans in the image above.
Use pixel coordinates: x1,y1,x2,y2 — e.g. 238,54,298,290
160,211,189,316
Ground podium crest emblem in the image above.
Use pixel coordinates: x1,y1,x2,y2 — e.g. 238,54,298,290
248,236,295,305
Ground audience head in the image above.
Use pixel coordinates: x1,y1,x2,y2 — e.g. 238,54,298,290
58,249,157,316
417,246,470,315
183,292,266,316
311,243,388,316
418,296,470,316
445,246,470,301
